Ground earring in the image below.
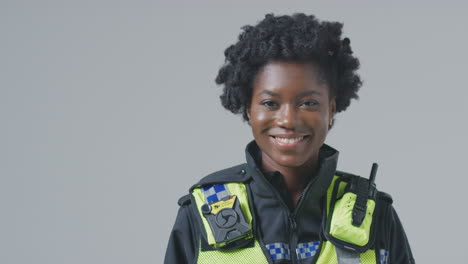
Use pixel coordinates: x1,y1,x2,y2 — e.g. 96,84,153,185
329,119,333,127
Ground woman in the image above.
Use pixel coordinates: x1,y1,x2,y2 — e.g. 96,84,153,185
165,13,414,264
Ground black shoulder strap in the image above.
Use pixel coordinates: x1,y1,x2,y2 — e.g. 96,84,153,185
349,163,378,226
350,176,370,226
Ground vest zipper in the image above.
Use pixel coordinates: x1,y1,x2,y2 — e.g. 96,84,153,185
290,175,320,263
294,174,319,214
255,169,297,263
255,168,320,263
289,215,298,264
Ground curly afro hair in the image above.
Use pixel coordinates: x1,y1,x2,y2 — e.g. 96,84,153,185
215,13,362,123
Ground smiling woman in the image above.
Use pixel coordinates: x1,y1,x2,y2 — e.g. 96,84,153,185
165,13,414,264
248,62,336,207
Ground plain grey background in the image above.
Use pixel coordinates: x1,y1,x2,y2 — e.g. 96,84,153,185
2,1,467,263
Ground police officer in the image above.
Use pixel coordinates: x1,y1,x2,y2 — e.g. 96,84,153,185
165,13,414,264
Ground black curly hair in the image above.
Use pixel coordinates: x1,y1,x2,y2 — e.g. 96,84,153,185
215,13,362,124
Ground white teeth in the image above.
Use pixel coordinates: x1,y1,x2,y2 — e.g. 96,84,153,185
274,137,304,144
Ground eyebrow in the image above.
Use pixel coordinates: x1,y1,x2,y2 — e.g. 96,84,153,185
295,90,323,98
257,90,323,98
257,90,280,97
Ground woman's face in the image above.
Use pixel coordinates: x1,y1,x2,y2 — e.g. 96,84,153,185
247,61,336,169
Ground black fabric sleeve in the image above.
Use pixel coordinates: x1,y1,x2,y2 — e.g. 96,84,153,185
164,204,199,264
387,205,415,264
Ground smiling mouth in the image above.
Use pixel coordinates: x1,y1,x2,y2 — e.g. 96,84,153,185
270,135,309,146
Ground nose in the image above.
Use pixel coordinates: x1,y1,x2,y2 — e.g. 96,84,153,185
275,104,297,129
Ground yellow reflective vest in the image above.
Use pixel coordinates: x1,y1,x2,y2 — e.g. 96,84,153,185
192,175,378,264
164,141,414,264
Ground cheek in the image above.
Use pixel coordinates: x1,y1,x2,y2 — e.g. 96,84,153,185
251,106,268,121
250,107,271,130
303,112,330,135
313,106,330,125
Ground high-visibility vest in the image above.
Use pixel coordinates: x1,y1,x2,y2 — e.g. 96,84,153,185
191,174,380,264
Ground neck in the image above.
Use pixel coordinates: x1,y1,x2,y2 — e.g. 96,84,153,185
261,153,319,206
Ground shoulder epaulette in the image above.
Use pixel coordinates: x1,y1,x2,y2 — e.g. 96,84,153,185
335,170,359,178
336,170,393,204
377,191,393,204
177,194,191,206
190,164,250,191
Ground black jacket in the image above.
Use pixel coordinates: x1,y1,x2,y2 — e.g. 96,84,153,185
165,141,415,264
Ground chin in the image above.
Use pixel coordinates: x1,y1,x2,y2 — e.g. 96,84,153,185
273,155,309,168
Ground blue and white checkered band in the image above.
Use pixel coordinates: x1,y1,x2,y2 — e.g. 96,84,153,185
296,241,321,260
202,184,230,204
265,243,291,260
379,249,389,264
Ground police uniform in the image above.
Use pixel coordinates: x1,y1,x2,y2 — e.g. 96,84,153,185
164,141,415,264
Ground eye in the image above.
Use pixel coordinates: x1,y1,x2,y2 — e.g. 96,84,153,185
260,100,279,109
299,100,319,108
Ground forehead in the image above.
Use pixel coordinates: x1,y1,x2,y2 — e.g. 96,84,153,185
253,61,328,94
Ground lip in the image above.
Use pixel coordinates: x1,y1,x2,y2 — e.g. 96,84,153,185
269,135,309,148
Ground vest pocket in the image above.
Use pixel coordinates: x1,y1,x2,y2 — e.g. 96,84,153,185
322,175,378,253
329,192,375,246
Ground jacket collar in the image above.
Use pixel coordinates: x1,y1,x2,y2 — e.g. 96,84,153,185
244,140,339,201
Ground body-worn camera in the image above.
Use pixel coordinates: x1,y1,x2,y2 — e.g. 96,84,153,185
201,195,251,248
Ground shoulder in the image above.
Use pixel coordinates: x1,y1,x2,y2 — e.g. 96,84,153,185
335,170,394,204
175,163,250,206
177,194,192,206
192,163,251,187
335,170,359,178
376,191,393,204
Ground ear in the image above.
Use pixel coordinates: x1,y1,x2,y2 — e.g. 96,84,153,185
246,104,251,120
329,97,336,120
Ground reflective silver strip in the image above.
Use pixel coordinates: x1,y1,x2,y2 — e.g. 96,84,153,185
336,246,360,264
